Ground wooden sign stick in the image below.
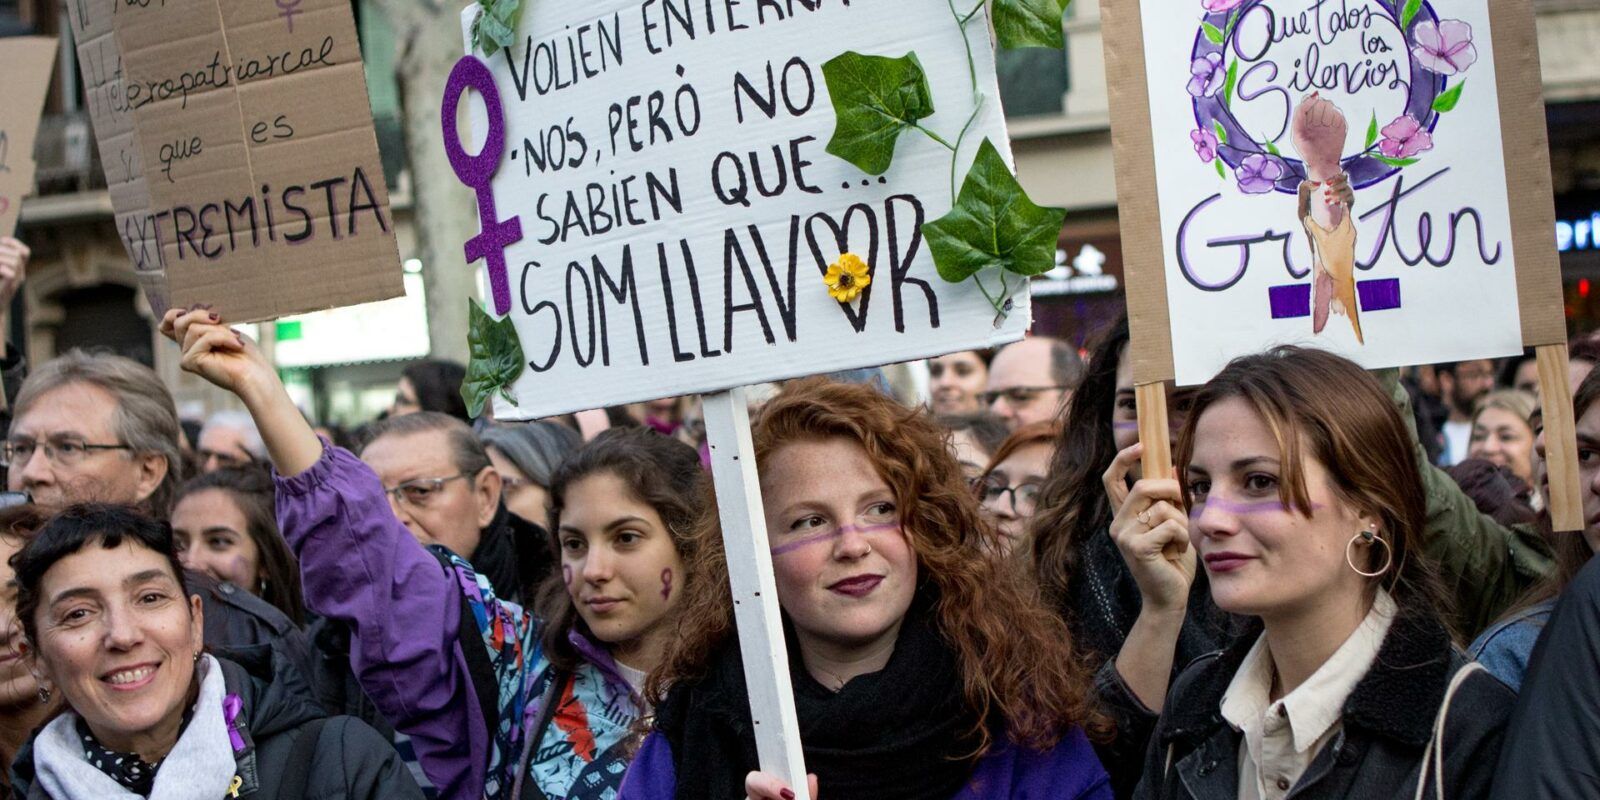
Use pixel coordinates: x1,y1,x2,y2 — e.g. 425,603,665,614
1537,344,1583,533
701,387,812,800
1136,382,1173,481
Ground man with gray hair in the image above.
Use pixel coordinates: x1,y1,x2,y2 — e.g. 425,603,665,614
6,350,183,515
197,409,267,472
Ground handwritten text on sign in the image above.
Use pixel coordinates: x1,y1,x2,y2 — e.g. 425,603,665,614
1140,0,1521,385
453,0,1028,419
66,0,401,322
0,38,58,239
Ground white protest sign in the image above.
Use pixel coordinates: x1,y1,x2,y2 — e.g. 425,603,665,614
1134,0,1526,386
452,0,1027,420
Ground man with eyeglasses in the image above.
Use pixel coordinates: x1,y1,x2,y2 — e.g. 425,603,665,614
357,411,549,605
196,410,266,473
981,336,1084,430
6,350,182,514
1436,359,1497,466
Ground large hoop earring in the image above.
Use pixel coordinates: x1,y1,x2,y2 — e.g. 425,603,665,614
1346,529,1393,578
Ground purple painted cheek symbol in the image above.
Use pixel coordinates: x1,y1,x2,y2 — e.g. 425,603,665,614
442,56,522,316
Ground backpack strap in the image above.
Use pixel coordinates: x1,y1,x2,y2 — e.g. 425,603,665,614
276,718,329,800
428,548,502,743
514,669,571,800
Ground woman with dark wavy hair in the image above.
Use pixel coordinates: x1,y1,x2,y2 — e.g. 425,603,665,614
622,378,1111,800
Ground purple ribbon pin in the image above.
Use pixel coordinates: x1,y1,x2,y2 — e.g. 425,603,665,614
222,693,246,752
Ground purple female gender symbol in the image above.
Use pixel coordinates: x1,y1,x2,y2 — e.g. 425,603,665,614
442,55,522,316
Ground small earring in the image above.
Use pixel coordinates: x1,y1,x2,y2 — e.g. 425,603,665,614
193,651,201,664
1346,527,1393,578
36,686,50,705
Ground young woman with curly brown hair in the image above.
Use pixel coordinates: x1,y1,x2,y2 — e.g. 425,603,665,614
619,378,1112,800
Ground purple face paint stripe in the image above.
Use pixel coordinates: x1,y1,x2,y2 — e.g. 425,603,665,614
1113,422,1139,431
1268,284,1311,319
1357,278,1402,311
1189,496,1325,518
769,522,900,556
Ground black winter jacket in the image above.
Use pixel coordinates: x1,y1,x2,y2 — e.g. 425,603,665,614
1490,555,1600,798
11,656,423,800
1117,607,1513,800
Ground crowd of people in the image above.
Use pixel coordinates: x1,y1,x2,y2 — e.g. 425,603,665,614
0,234,1595,798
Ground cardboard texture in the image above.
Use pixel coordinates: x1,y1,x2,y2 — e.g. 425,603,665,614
65,0,402,322
0,37,59,239
454,0,1030,420
1103,0,1568,386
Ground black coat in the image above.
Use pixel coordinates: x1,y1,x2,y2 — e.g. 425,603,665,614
11,656,423,800
1490,555,1600,798
1122,607,1513,800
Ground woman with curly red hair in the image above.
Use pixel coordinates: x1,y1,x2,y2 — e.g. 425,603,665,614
620,378,1111,800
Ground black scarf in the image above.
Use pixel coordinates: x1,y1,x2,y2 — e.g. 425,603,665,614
472,503,556,606
655,593,985,800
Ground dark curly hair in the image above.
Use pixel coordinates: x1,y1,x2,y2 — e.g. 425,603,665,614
647,378,1107,755
536,427,706,671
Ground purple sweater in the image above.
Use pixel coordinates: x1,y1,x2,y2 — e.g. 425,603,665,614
276,444,490,799
619,727,1113,799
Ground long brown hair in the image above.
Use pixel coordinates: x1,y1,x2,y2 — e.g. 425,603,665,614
647,378,1106,753
538,427,705,671
1175,347,1448,617
173,468,305,625
1029,317,1129,604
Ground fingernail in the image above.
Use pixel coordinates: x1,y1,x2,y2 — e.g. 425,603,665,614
209,312,219,321
781,791,796,800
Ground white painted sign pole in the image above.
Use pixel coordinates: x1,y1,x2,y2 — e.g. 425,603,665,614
701,386,812,799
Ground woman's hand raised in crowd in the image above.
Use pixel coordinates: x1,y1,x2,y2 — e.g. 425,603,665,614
160,307,277,399
745,771,819,800
159,306,323,477
1104,443,1196,613
1105,442,1197,712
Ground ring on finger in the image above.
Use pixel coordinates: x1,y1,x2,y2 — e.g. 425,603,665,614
1136,509,1153,526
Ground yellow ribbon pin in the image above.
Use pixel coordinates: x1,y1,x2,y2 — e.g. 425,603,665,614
228,775,243,797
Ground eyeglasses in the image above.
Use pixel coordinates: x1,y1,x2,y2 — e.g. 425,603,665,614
979,479,1043,514
199,448,257,470
978,386,1065,407
383,473,471,507
2,436,131,468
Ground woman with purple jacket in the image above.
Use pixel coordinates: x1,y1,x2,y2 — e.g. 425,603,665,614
160,308,702,800
622,378,1112,800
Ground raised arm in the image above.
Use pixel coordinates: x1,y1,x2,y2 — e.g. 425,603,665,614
159,309,518,799
1378,369,1553,635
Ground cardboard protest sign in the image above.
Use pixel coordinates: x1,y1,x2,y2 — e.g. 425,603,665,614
65,0,403,321
450,0,1030,420
1103,0,1566,387
0,37,59,239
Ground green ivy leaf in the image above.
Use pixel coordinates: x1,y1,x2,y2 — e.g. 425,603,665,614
993,0,1071,49
1432,81,1465,112
462,299,525,418
472,0,521,56
821,51,935,175
1373,155,1420,168
1213,120,1228,145
1202,22,1225,45
1399,0,1422,30
923,138,1066,283
1214,158,1227,179
1222,60,1239,108
1365,112,1379,150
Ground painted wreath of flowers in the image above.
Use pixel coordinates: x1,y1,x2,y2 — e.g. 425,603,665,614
1188,0,1479,194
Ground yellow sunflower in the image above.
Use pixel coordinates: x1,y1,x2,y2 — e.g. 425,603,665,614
824,252,871,303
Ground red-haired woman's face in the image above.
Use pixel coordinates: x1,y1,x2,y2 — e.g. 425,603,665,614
1185,397,1378,621
762,439,918,666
